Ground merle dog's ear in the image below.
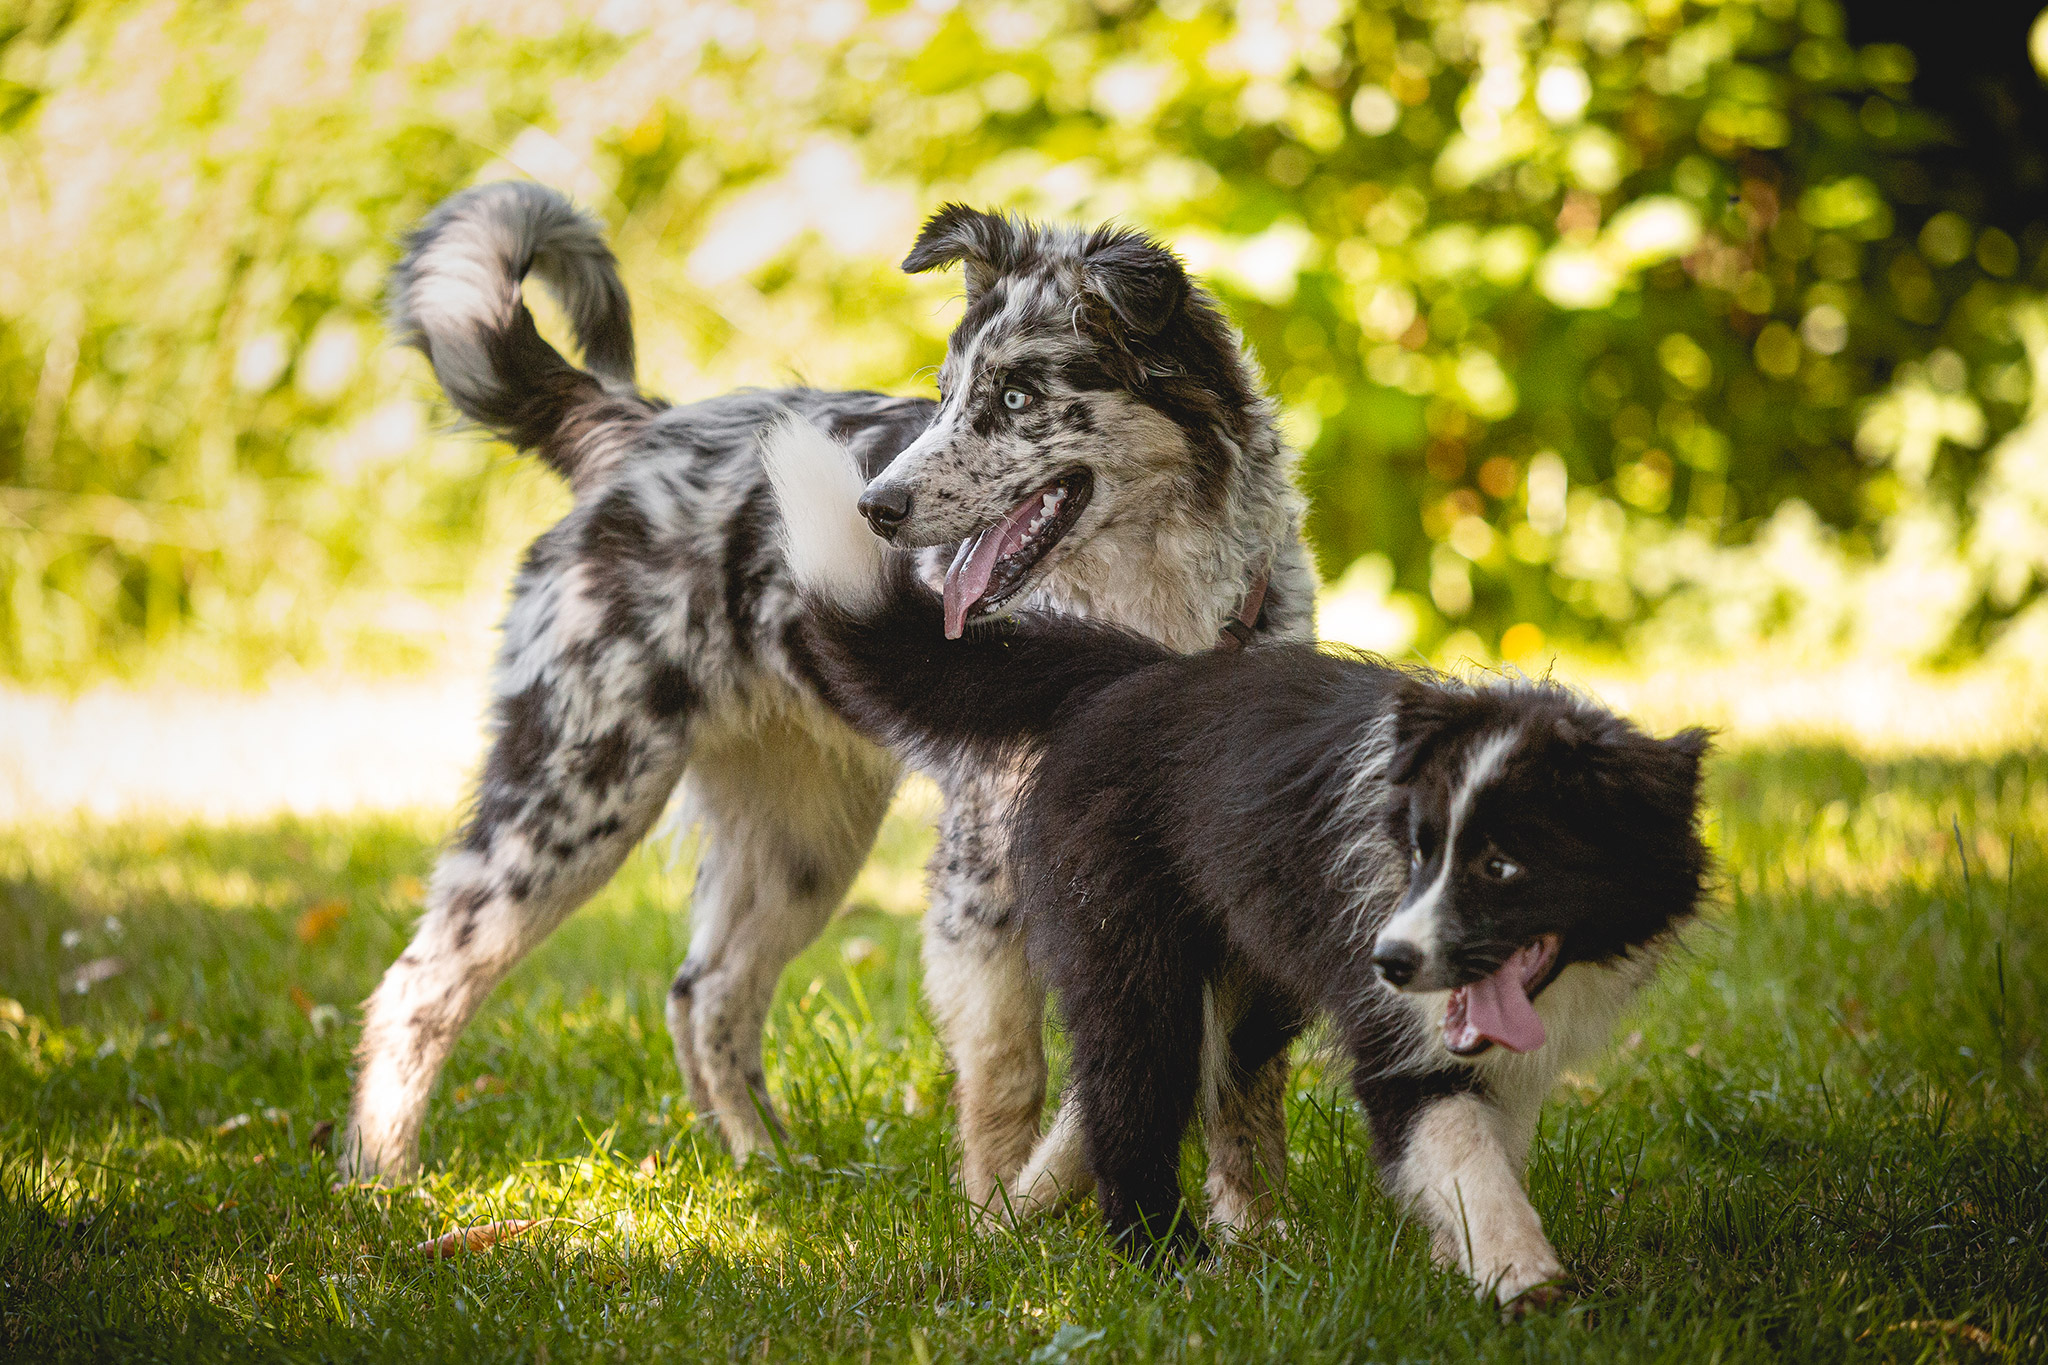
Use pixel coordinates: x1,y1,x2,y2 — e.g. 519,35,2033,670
1386,680,1477,786
901,204,1023,298
1081,229,1190,338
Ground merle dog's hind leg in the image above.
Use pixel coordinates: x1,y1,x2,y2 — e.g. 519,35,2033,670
1202,972,1302,1236
340,654,694,1183
921,776,1049,1208
666,710,898,1162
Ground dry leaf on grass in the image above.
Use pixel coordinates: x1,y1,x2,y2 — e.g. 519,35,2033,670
639,1150,663,1176
309,1119,335,1155
416,1218,555,1260
1861,1320,2006,1358
295,899,348,943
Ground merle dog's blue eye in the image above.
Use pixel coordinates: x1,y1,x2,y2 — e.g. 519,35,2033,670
1003,388,1032,411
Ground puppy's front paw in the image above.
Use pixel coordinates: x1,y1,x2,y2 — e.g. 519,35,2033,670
1501,1276,1569,1316
1487,1255,1569,1315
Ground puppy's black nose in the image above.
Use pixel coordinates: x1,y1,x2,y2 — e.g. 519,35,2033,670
858,485,911,540
1373,940,1421,988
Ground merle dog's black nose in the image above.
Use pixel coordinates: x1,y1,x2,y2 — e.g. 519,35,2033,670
1373,940,1421,988
858,485,911,540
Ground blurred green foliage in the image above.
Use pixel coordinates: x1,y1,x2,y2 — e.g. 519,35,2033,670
4,0,2048,682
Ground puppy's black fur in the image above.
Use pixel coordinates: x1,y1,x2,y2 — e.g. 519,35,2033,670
786,540,1710,1271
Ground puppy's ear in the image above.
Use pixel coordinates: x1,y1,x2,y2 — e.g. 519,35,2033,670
1584,724,1710,821
1080,230,1190,338
901,204,1023,298
1386,680,1477,786
1657,727,1712,801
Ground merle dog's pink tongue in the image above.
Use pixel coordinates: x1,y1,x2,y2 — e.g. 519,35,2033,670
942,529,1005,639
940,490,1049,639
1456,939,1556,1052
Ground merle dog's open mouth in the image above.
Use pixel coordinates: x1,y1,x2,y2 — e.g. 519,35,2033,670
1441,933,1561,1058
940,469,1094,638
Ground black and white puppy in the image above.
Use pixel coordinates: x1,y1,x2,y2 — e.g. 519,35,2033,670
764,418,1711,1307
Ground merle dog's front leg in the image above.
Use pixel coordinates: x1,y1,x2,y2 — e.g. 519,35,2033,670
923,773,1049,1208
1055,900,1210,1264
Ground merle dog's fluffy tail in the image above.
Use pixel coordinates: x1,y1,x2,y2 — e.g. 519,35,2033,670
759,416,1171,767
389,181,656,486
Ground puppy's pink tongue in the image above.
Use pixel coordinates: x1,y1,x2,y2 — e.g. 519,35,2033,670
1459,939,1555,1053
941,529,1004,640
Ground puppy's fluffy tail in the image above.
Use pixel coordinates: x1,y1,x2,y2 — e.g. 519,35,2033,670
759,415,1172,768
389,181,656,487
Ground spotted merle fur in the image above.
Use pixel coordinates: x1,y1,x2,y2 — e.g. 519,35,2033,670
344,186,1317,1226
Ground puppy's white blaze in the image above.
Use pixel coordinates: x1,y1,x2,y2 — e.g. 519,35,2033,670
870,403,962,501
757,416,889,614
1451,728,1518,832
1379,728,1519,963
1380,857,1450,957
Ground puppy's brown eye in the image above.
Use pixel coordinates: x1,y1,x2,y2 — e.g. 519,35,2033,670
1482,855,1523,882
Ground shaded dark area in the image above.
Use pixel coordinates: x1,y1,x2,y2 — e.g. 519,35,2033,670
1850,0,2048,233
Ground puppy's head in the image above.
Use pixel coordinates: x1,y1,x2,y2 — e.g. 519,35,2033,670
863,205,1255,637
1368,679,1710,1057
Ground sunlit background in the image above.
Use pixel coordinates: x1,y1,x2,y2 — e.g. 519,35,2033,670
6,11,2048,1356
6,0,2048,815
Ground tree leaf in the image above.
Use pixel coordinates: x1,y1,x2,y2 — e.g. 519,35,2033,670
415,1218,554,1260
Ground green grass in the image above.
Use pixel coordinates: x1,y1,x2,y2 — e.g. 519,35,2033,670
2,745,2044,1362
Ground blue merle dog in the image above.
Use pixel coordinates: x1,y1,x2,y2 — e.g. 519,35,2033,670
340,186,1315,1232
